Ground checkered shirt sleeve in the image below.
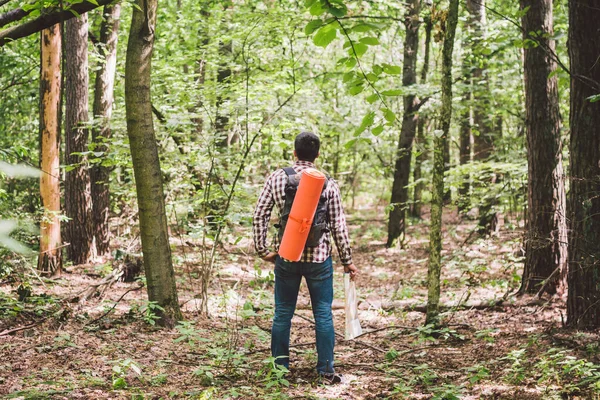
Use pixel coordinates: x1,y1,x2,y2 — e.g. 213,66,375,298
252,172,277,259
326,179,353,265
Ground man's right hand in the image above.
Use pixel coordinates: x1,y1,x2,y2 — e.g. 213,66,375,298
344,264,358,281
261,251,278,264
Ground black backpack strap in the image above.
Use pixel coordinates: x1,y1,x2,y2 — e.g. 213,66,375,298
282,167,296,176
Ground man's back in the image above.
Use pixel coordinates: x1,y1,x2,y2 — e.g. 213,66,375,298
253,160,352,265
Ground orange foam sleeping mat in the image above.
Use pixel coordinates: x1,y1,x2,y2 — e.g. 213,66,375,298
278,168,326,262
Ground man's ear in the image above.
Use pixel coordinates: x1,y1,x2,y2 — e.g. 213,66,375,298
293,150,297,158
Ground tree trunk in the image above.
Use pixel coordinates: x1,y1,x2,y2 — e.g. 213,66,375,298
64,13,95,264
125,0,182,327
386,0,420,247
519,0,567,296
566,0,600,328
467,0,493,160
38,24,62,275
466,0,496,233
91,3,121,258
426,0,458,326
411,14,432,219
458,27,473,212
215,41,231,147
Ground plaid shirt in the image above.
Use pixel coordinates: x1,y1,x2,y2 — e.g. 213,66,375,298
253,160,353,265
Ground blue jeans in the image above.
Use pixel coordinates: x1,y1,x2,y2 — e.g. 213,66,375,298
271,256,335,374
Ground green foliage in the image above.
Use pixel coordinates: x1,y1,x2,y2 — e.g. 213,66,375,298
130,301,165,326
110,358,143,390
257,356,289,390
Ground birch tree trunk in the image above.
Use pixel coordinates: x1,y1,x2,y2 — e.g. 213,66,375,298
38,24,62,275
91,3,121,257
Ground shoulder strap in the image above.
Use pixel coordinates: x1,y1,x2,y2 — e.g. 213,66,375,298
282,167,296,176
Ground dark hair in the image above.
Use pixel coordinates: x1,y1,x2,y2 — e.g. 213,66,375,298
294,131,320,162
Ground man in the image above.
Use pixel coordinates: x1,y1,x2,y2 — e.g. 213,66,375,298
253,131,358,384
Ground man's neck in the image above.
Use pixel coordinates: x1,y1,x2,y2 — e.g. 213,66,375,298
294,159,316,168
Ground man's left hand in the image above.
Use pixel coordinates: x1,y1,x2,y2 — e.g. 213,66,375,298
261,252,278,263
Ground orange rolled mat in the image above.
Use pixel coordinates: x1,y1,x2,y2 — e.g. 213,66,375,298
278,168,326,262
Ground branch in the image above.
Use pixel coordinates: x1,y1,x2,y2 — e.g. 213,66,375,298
85,285,144,325
337,14,403,22
0,316,49,336
0,0,116,46
0,8,28,29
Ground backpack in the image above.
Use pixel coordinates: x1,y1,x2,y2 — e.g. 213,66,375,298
275,167,329,248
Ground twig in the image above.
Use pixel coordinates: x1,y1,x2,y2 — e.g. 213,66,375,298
85,285,144,325
535,265,562,298
0,316,49,336
294,312,387,353
347,324,424,342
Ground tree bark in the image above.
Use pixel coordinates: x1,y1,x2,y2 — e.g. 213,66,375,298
125,0,182,327
0,7,28,29
519,0,567,296
0,0,116,46
426,0,459,326
386,0,420,247
466,0,496,233
458,23,473,212
215,41,232,147
64,13,95,265
566,0,600,328
466,0,493,161
91,3,121,257
411,14,432,219
38,24,62,275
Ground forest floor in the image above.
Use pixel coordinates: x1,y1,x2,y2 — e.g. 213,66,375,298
2,207,600,399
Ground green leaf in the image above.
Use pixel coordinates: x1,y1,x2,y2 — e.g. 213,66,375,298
383,108,396,123
0,161,40,178
112,377,127,390
328,4,347,17
304,0,317,8
345,57,357,69
587,94,600,103
381,89,403,96
305,20,324,35
351,23,377,33
366,93,379,104
366,72,378,83
336,57,349,66
359,37,379,45
349,42,368,57
348,85,364,95
372,125,384,136
309,1,325,16
345,138,358,149
373,64,383,75
313,25,337,48
383,63,402,75
343,71,354,83
355,111,375,136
